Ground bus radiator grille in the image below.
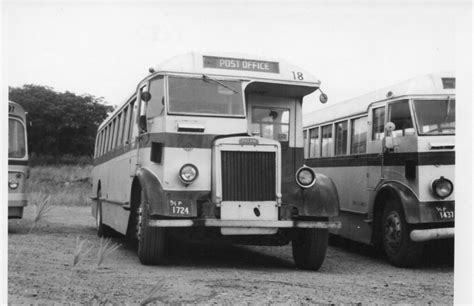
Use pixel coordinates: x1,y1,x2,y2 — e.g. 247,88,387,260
221,151,276,201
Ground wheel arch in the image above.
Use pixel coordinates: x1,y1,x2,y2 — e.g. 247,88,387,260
371,181,419,246
126,176,142,237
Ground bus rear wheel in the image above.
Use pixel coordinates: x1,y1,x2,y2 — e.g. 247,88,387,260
137,190,166,265
292,228,328,271
382,199,423,267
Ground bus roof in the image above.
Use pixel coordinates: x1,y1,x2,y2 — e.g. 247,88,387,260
99,52,322,131
153,52,321,87
303,72,455,128
8,101,27,120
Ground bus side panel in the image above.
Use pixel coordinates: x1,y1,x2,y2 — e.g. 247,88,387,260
102,201,130,234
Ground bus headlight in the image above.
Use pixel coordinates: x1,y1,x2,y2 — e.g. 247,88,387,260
431,176,453,199
9,179,19,190
179,164,198,184
295,166,316,188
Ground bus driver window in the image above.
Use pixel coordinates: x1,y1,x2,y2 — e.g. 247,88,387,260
251,107,289,142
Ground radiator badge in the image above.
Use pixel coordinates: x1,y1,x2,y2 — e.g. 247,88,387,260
239,138,259,146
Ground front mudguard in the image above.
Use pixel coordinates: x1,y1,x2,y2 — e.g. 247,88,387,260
136,168,207,217
285,173,340,217
374,181,455,224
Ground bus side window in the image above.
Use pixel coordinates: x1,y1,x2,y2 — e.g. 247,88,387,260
335,120,348,156
110,118,117,150
351,116,367,154
104,126,110,153
321,124,333,157
388,100,414,137
303,130,308,158
147,76,165,118
372,107,385,140
121,106,129,145
309,127,320,157
128,99,137,143
94,132,101,158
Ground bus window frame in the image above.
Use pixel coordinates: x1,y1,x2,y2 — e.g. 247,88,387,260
309,126,320,158
370,105,386,141
334,119,349,156
165,74,247,119
386,99,416,138
321,123,334,157
349,115,368,155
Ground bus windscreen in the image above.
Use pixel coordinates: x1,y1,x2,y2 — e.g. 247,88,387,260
9,118,26,158
168,76,244,117
413,99,455,135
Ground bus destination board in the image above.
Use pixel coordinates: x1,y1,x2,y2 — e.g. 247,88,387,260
203,56,279,73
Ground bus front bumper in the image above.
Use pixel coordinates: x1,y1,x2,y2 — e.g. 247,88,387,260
148,219,341,229
410,227,455,242
8,193,27,207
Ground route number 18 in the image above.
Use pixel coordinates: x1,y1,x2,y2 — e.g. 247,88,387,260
292,71,304,80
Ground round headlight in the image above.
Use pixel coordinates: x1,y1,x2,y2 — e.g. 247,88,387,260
295,167,316,188
9,179,19,190
431,177,453,199
179,164,198,184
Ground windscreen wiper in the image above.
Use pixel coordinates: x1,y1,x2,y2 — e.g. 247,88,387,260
444,96,451,123
202,74,240,94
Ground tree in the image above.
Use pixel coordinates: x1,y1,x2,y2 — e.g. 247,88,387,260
9,84,114,157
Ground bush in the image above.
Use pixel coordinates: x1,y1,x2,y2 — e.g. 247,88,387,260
27,165,93,207
29,153,93,167
9,84,114,157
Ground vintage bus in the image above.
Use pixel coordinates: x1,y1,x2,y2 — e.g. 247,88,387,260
303,72,455,267
91,52,340,270
8,101,29,218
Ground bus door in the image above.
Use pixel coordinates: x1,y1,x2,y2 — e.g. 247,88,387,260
129,94,141,177
384,99,417,182
367,104,386,190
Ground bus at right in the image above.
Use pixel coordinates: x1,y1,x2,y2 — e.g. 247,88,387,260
303,72,455,267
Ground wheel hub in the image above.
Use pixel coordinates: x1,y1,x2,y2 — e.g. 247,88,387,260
384,211,402,253
136,206,143,241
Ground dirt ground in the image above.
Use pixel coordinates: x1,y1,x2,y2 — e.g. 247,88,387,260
8,205,454,304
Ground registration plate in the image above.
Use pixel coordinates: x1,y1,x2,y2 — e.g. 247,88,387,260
168,199,192,216
435,206,454,220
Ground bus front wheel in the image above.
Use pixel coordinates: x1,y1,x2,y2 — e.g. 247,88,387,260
292,228,328,271
382,199,423,267
137,190,166,265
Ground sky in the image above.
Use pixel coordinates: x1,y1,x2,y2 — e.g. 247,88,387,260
2,0,467,113
1,0,472,303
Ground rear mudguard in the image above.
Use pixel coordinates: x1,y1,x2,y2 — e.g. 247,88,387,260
284,173,340,217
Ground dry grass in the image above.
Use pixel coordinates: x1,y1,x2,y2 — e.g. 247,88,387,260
27,165,93,206
28,193,53,233
73,237,93,267
97,238,121,267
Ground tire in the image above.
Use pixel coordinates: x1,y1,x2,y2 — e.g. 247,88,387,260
292,228,328,271
96,194,115,238
382,199,423,267
137,190,166,265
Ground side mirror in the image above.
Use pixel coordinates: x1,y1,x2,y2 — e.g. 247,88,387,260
141,91,152,102
319,93,328,104
139,115,147,132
